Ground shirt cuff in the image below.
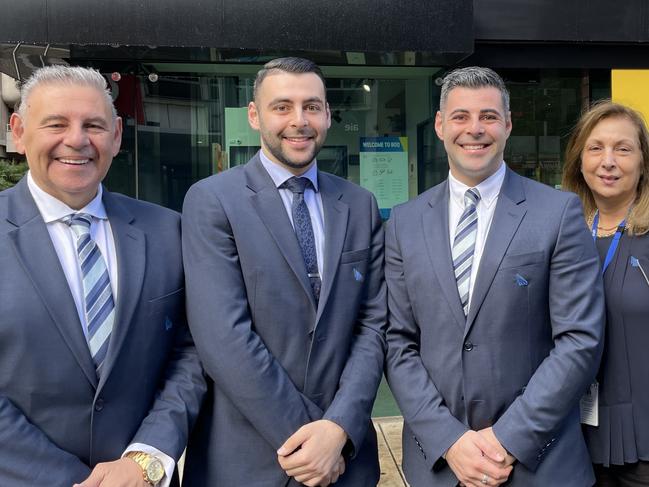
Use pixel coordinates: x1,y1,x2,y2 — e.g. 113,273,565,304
123,443,175,487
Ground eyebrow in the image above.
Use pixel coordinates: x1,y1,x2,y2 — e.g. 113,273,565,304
448,108,503,116
586,137,637,145
268,96,325,106
38,115,109,125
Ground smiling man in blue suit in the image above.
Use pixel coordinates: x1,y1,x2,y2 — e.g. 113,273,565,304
181,57,386,487
385,67,605,487
0,66,205,487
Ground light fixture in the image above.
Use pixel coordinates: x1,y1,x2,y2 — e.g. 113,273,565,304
362,79,372,92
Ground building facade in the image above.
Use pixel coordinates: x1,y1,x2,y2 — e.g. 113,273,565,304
2,0,649,213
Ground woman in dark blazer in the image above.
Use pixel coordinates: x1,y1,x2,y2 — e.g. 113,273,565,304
563,100,649,486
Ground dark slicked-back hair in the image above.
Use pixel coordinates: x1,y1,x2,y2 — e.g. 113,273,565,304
253,57,326,102
440,66,510,113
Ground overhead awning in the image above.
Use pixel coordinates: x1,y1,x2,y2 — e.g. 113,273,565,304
0,0,473,77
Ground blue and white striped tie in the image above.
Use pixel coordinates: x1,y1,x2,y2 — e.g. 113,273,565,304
63,213,114,375
452,188,481,316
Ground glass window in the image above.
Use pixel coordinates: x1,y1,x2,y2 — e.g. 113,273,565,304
102,65,610,212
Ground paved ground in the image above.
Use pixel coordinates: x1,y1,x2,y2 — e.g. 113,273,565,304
374,416,409,486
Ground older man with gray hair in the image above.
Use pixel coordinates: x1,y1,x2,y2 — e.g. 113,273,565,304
385,66,604,486
0,65,205,487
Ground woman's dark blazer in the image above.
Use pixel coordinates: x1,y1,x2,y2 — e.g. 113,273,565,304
585,231,649,466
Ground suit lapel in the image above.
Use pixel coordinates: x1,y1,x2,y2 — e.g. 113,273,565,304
6,179,98,388
465,169,527,336
98,189,146,386
246,156,316,308
315,172,349,323
422,181,466,331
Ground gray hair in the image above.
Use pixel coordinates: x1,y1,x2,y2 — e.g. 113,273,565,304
17,65,117,120
439,66,510,113
253,57,326,102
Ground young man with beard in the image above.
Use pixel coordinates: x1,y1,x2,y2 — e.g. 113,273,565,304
181,57,386,487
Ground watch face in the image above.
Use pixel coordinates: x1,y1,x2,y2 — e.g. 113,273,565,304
146,459,165,483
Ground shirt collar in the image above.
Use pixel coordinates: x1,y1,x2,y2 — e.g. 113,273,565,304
448,162,506,209
27,171,107,223
259,150,319,192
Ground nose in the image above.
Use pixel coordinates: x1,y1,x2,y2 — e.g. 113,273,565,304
601,148,616,168
467,116,485,137
290,108,308,127
63,123,89,148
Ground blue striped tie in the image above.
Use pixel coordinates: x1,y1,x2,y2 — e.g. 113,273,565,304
452,188,481,316
63,213,114,375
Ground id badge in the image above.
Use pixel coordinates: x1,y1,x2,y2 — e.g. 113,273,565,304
580,382,599,426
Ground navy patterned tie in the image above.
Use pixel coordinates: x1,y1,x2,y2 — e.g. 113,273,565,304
452,188,481,316
282,177,321,304
63,213,114,375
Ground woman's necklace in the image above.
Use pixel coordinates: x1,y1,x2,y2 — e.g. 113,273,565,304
587,210,630,237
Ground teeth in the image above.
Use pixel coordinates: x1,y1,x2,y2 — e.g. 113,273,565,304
463,145,485,150
58,158,89,165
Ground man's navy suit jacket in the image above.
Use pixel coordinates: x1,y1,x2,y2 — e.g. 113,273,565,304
0,177,205,486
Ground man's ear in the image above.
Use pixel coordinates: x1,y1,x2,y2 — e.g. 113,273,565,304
434,111,444,141
248,102,260,131
9,113,27,155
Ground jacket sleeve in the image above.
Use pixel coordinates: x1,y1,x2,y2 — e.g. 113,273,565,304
384,208,469,468
322,194,387,456
0,395,92,484
492,194,605,470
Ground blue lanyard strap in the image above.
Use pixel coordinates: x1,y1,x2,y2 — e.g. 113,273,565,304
591,211,625,275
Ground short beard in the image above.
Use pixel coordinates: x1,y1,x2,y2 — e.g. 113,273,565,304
264,135,323,172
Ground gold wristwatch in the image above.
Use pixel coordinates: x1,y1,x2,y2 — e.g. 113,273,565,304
125,451,165,486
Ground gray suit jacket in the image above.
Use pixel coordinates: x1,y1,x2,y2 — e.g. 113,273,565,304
181,154,386,486
0,178,205,486
385,169,604,486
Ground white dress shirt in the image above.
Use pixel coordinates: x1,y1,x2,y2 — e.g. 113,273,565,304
448,162,506,310
26,171,174,487
259,150,326,281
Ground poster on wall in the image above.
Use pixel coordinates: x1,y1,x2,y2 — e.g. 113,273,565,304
360,136,408,218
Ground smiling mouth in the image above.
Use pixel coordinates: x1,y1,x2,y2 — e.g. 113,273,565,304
56,158,91,165
460,143,490,150
599,175,620,182
283,136,313,142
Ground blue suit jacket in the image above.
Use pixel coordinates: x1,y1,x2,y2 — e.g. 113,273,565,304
0,178,205,486
385,169,605,486
181,154,387,486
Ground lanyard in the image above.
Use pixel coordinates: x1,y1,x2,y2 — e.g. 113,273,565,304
591,211,625,275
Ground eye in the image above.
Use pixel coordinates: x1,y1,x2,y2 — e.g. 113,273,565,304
586,145,602,152
273,104,290,112
481,114,498,121
305,104,321,112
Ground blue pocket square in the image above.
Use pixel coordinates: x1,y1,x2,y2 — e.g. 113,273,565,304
515,274,528,287
164,316,173,331
631,256,640,267
353,267,364,282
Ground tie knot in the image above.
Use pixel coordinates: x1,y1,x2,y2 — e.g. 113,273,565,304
464,188,481,208
62,213,93,236
282,176,312,195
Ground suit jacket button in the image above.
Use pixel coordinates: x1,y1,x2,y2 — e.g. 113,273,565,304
95,398,104,411
463,342,474,351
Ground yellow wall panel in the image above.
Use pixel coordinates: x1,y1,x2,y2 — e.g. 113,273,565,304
612,70,649,122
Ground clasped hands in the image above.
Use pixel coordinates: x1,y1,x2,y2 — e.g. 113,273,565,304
277,419,348,486
446,427,516,487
